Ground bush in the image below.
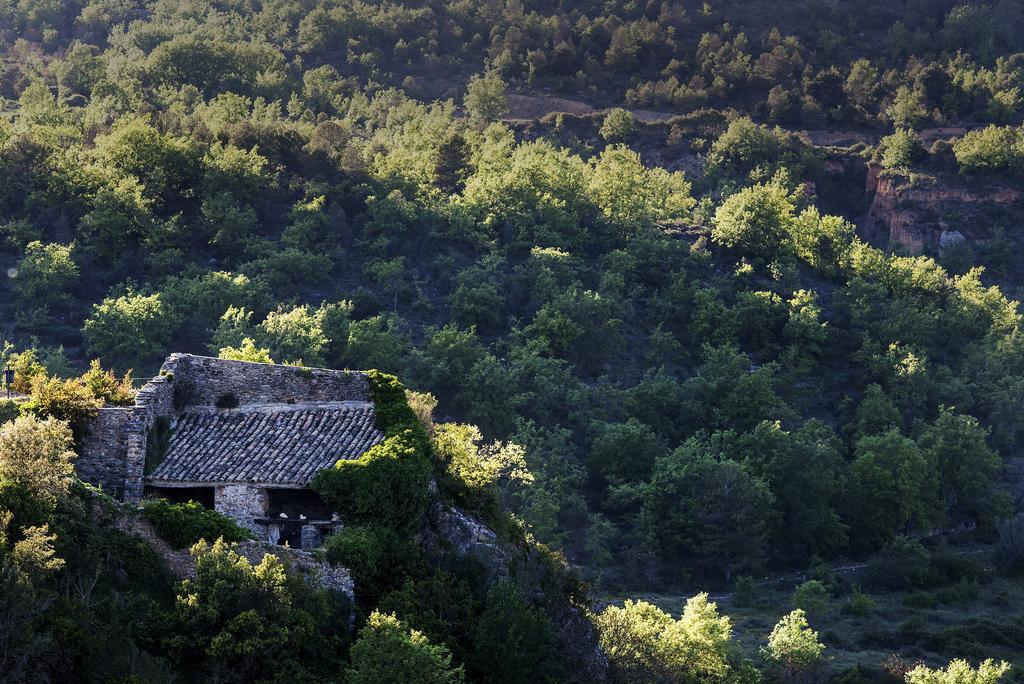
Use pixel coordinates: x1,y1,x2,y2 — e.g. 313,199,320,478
0,415,76,519
599,108,635,143
903,591,938,609
80,359,135,405
732,575,756,608
0,400,21,424
22,375,101,428
952,125,1024,176
931,551,984,585
863,537,933,590
469,582,561,682
792,579,830,619
312,371,433,534
347,611,464,684
842,590,875,617
311,432,432,534
320,524,410,600
163,538,347,681
934,578,980,606
140,498,250,548
879,129,925,169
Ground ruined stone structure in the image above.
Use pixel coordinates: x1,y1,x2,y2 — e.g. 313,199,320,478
77,354,384,548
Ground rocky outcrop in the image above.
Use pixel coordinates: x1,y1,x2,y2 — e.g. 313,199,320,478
865,167,1022,254
421,496,609,682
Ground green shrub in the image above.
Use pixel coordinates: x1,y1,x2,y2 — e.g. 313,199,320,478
863,537,933,590
934,578,980,605
731,575,756,608
22,375,102,429
792,579,830,618
347,611,464,684
312,371,433,534
902,591,938,609
842,589,875,618
898,614,928,642
931,551,985,585
320,523,411,600
878,129,925,169
312,431,432,534
140,498,250,548
0,400,21,424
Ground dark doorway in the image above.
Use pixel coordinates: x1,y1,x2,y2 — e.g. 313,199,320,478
266,488,333,521
147,485,215,509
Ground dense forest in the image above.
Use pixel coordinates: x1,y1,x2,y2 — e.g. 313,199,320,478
3,0,1024,682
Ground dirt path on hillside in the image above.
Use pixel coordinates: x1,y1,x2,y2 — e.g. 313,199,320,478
504,92,972,145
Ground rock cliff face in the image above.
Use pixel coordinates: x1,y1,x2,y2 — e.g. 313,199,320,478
865,166,1021,254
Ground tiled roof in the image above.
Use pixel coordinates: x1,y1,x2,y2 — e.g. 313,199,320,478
147,402,384,486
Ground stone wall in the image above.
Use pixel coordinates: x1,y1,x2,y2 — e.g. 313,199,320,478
215,484,268,534
76,408,133,499
77,374,176,503
163,354,370,407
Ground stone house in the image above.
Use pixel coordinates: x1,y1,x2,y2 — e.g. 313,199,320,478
76,354,385,548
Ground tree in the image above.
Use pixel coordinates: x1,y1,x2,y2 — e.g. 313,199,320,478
887,86,929,129
258,304,329,366
905,659,1010,684
82,292,173,372
593,594,737,683
712,180,796,257
459,136,590,249
600,108,635,143
13,241,78,326
589,419,664,485
952,125,1024,176
0,415,75,522
737,420,847,562
588,145,694,234
470,582,560,683
432,423,530,514
845,59,879,111
160,271,267,348
917,408,1009,532
76,177,157,268
463,69,508,125
761,610,824,682
347,611,464,684
164,539,345,681
218,338,274,363
644,446,774,580
787,208,855,272
80,359,135,405
365,258,408,312
704,117,818,183
879,129,925,169
23,374,102,428
92,116,200,201
847,429,939,548
791,581,829,620
852,384,902,438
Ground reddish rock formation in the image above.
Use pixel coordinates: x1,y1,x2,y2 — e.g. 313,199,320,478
865,169,1021,254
